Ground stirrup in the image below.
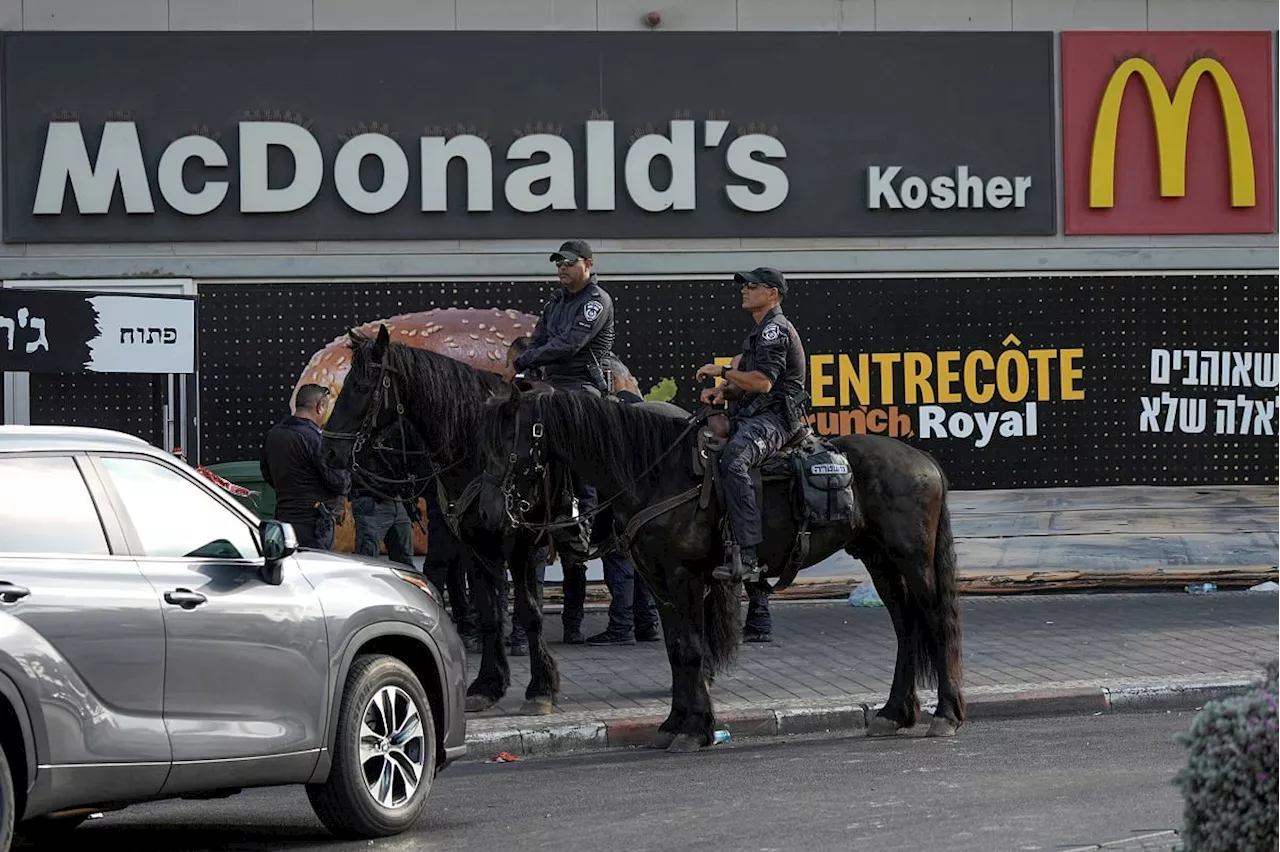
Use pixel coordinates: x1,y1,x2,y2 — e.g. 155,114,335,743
712,543,763,583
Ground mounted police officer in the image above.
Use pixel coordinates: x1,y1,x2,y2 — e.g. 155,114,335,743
696,267,808,583
511,239,616,562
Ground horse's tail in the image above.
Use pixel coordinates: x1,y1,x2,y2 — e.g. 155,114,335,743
703,579,743,677
924,464,965,719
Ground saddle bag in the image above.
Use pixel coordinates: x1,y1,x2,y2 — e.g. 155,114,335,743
790,443,856,526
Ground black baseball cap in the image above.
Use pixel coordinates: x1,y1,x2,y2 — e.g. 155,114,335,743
734,267,788,295
550,239,593,263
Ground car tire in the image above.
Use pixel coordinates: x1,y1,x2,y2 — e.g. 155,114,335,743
0,745,14,852
306,654,436,839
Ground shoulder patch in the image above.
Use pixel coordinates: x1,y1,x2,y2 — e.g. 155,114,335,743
760,322,782,342
583,299,604,322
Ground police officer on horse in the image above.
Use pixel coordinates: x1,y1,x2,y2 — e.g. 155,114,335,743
512,239,617,557
696,267,808,583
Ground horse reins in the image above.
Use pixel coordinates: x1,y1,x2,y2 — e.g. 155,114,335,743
497,398,709,536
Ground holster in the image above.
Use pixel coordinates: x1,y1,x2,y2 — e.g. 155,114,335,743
314,500,339,541
785,390,812,429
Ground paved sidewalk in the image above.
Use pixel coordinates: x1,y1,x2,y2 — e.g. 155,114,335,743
463,589,1279,755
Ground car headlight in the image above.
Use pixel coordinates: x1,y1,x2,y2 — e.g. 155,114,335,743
393,569,443,606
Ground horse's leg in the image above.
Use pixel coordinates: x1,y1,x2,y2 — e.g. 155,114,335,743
464,551,510,713
633,556,684,749
907,494,966,737
512,538,559,715
862,552,922,737
650,599,685,750
667,569,721,754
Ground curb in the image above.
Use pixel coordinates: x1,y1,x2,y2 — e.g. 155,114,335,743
461,678,1257,760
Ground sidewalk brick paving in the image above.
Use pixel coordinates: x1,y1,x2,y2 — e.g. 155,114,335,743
467,591,1278,727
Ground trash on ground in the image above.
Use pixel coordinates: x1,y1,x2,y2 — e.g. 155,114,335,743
1247,580,1278,592
712,730,731,745
848,582,883,607
486,751,521,763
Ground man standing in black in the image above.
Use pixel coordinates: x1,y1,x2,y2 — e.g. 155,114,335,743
260,383,351,549
696,268,808,583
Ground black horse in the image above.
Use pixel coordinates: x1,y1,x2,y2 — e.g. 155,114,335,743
479,380,966,753
321,324,596,716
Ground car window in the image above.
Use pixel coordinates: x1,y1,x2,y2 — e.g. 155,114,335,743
99,456,260,561
0,455,111,555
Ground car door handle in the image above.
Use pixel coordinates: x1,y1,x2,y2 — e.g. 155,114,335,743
164,588,207,610
0,582,30,603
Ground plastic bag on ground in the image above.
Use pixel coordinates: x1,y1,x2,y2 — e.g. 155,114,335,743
848,582,883,607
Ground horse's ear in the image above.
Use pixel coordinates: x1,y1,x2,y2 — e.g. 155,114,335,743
346,328,362,348
374,323,391,357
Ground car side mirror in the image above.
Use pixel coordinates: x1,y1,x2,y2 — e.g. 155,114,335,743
259,519,297,585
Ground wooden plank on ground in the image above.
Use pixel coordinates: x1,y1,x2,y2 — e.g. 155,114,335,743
952,566,1280,594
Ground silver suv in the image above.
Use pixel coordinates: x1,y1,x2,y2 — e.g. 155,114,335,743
0,425,467,849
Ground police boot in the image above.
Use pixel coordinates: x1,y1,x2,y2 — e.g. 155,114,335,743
713,544,764,583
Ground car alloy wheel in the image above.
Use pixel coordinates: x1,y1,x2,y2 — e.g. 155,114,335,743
359,684,426,809
306,654,437,840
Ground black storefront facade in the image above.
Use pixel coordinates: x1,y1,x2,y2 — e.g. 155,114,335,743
1,30,1276,491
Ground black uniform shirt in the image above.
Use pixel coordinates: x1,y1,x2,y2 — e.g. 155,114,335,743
732,306,807,416
514,274,616,386
260,415,350,521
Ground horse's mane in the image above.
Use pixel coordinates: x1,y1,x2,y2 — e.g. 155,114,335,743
347,331,507,463
487,387,696,497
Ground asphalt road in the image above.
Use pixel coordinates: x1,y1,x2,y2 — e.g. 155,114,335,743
22,710,1200,852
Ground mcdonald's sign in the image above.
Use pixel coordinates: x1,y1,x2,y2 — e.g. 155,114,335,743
1061,31,1275,235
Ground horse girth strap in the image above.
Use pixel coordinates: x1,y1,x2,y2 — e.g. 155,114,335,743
617,485,703,553
767,525,811,594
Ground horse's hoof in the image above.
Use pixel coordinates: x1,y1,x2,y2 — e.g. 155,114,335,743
465,694,498,713
926,716,961,738
666,733,702,754
648,730,677,749
865,715,904,737
520,698,556,716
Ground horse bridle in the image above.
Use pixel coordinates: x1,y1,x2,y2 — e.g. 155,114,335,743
321,356,452,506
497,398,706,535
497,404,559,532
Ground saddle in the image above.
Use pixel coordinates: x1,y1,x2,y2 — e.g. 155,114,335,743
693,413,823,484
691,411,858,592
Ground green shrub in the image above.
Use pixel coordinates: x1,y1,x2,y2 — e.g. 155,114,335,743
1173,660,1278,852
644,377,678,403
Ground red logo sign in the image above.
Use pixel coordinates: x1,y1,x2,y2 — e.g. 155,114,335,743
1061,31,1275,235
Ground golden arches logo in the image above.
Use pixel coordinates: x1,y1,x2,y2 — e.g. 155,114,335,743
1089,57,1255,209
